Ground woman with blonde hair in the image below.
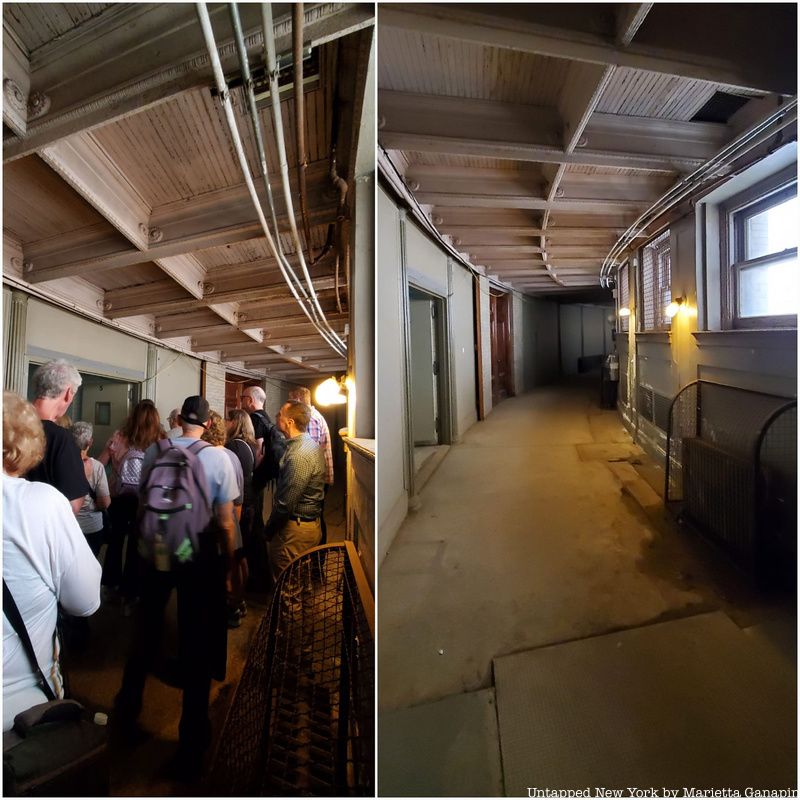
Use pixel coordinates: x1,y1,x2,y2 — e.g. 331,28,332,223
98,399,165,609
3,392,100,730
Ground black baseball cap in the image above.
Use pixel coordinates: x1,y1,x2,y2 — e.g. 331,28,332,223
180,395,210,425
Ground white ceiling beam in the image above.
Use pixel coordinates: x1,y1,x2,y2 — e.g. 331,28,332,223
154,254,207,300
4,4,375,162
380,90,723,172
379,5,792,95
559,62,616,153
103,274,338,318
23,176,338,283
38,132,151,251
415,192,649,214
615,4,654,47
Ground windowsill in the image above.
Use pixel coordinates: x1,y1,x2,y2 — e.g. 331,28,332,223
635,331,671,343
692,329,797,348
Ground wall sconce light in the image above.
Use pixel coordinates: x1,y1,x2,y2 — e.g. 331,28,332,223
665,296,685,319
619,307,631,318
315,376,348,406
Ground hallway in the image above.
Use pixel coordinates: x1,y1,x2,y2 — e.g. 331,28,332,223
378,378,795,795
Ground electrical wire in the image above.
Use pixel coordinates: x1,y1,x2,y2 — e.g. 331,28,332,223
601,98,798,281
196,3,346,359
261,3,346,353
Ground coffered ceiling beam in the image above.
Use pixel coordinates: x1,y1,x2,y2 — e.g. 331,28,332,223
38,132,151,251
4,3,375,162
103,275,338,318
415,192,649,214
380,91,724,172
379,5,792,94
615,4,654,48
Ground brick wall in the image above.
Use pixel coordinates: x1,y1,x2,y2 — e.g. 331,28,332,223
204,361,227,414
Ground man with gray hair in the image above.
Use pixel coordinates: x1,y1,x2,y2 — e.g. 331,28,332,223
166,408,183,439
27,359,89,514
240,385,271,465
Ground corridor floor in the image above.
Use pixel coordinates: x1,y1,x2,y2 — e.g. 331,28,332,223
378,378,795,795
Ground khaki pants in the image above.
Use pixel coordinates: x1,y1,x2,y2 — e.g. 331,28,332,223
267,518,323,582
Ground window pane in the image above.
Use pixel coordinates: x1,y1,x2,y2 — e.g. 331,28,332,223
745,196,798,260
738,255,798,317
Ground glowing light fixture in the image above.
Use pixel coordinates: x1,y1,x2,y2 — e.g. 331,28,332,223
315,376,347,406
665,296,686,319
619,307,631,318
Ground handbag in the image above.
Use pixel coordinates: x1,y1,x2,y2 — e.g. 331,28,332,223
2,581,108,796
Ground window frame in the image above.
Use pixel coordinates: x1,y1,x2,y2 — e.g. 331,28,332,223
720,169,797,330
638,228,672,332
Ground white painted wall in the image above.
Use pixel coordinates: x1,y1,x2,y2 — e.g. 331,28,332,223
377,186,407,561
521,296,560,390
511,292,525,395
479,276,492,416
153,347,202,423
450,262,478,438
26,298,148,380
202,360,226,417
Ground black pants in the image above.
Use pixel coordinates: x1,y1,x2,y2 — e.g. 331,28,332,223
103,494,141,598
115,545,227,756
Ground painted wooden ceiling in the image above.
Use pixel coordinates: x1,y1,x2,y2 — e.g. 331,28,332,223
378,2,796,297
3,3,374,381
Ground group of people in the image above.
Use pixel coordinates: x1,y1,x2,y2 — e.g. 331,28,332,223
2,359,335,781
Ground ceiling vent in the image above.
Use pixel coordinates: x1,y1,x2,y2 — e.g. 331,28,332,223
691,91,750,124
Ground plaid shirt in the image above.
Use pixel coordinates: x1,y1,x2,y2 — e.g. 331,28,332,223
272,432,325,520
306,406,334,485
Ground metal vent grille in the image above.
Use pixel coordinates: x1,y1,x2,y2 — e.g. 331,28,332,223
653,391,672,431
641,230,671,330
618,262,630,332
637,384,654,420
210,543,374,796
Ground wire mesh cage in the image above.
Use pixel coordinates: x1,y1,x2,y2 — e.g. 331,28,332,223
210,542,374,796
665,380,797,580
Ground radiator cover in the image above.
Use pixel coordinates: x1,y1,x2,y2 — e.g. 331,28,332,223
682,437,756,566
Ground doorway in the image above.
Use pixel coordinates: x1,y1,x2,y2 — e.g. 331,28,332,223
26,364,139,458
490,291,513,405
408,286,449,478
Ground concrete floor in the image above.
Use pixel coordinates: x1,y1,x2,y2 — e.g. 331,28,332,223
65,482,347,796
379,377,795,794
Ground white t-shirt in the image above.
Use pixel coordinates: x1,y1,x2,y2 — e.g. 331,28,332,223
3,475,102,731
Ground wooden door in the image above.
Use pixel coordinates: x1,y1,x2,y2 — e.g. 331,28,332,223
224,374,261,416
490,292,512,405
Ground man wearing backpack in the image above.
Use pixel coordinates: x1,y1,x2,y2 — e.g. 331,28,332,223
113,395,238,782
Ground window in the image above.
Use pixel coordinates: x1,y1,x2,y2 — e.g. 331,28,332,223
617,262,630,332
724,182,797,328
640,229,671,331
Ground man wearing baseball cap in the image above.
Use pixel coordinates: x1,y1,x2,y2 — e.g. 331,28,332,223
114,395,239,781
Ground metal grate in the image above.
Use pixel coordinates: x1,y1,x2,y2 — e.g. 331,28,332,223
665,380,796,580
210,542,374,796
619,362,628,405
641,230,671,330
618,262,630,332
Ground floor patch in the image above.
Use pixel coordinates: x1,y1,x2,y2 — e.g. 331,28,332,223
379,689,503,797
494,611,796,796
